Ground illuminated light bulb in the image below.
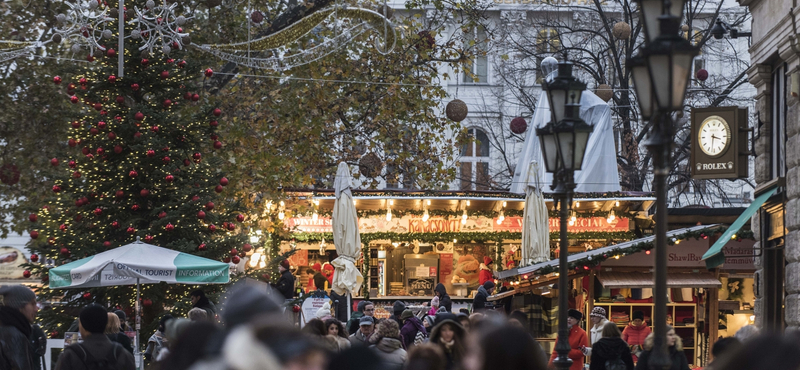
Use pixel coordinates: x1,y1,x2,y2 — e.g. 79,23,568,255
615,200,620,207
645,250,651,255
426,199,431,206
575,201,580,208
614,255,620,259
466,200,471,206
313,199,320,206
608,210,615,221
731,234,737,240
312,212,319,221
422,209,430,222
675,239,681,244
353,200,357,206
497,211,505,225
389,199,394,206
386,209,392,221
278,211,285,220
453,239,457,243
569,220,575,226
502,201,507,207
462,210,468,225
570,212,577,223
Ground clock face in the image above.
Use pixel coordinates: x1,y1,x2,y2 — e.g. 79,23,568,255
698,116,731,157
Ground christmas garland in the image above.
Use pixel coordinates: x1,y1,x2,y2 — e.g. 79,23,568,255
293,208,637,221
302,190,649,200
284,230,635,244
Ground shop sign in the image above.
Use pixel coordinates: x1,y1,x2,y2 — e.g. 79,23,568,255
286,217,333,232
407,218,463,233
494,216,629,232
301,298,329,324
0,247,31,280
602,239,755,270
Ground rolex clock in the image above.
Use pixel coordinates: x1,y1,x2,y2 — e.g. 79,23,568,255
698,115,731,157
691,107,750,180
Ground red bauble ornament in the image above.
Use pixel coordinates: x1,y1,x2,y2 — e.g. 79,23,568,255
50,158,59,166
114,145,123,154
60,247,70,255
131,83,140,91
163,99,172,108
82,147,91,155
232,256,240,264
165,223,174,231
215,185,223,193
71,121,81,128
140,189,150,197
103,241,111,248
208,224,216,232
51,185,62,193
144,235,154,243
198,243,207,251
107,48,116,57
29,213,37,222
126,227,136,234
158,211,167,219
129,170,138,178
165,174,174,182
30,230,39,239
230,248,238,256
59,224,67,231
146,149,155,157
206,202,215,210
219,177,229,186
183,159,191,166
212,108,222,116
72,171,81,178
115,190,124,198
213,141,222,149
94,208,102,216
192,152,202,160
192,93,199,101
184,92,192,100
131,204,140,211
108,132,117,140
87,55,95,62
68,138,77,147
510,117,528,134
223,257,231,263
67,83,76,91
70,96,79,104
227,223,235,231
134,112,144,121
243,244,253,253
178,60,186,68
292,305,301,313
111,221,120,229
204,68,213,77
53,76,62,85
108,75,116,83
160,71,170,80
82,292,91,299
162,156,170,164
68,160,76,168
696,69,709,81
97,121,107,129
141,58,149,66
197,211,206,219
134,132,142,139
79,78,88,86
210,120,218,127
23,270,31,278
96,147,105,155
30,253,39,262
89,128,99,136
143,298,153,307
93,103,102,111
236,214,245,222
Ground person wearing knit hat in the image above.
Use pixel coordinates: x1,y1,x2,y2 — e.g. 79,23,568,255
584,306,609,357
428,296,440,316
399,309,427,349
547,307,589,370
316,301,333,320
55,303,135,370
391,300,406,329
472,280,496,312
0,285,37,369
622,310,651,362
273,258,296,300
479,256,494,286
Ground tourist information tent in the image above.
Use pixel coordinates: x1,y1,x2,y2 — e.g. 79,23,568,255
49,237,229,365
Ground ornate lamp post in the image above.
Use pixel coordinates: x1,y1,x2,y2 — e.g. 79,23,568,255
537,61,593,370
629,1,698,368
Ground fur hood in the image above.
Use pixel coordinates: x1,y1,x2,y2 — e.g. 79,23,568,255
643,332,683,351
223,327,282,370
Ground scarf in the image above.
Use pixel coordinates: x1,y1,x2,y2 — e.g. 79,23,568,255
443,339,455,351
0,306,31,339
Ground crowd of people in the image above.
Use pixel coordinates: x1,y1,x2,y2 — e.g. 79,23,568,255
2,283,800,370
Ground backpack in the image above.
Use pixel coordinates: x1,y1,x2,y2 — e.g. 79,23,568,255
65,342,121,370
604,354,626,370
413,329,427,346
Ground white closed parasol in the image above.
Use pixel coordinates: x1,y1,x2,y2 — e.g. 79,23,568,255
521,161,550,266
331,162,364,318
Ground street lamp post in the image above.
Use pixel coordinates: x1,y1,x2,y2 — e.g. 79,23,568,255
537,61,593,370
629,1,698,368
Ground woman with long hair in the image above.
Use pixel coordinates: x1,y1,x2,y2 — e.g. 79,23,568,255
428,313,466,370
634,326,690,370
105,312,133,353
326,319,352,352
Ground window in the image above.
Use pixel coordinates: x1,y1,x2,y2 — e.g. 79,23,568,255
692,58,705,86
771,63,787,178
463,28,489,83
535,29,561,83
459,128,491,190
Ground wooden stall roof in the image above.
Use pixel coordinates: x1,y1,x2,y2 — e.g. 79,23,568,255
597,271,721,289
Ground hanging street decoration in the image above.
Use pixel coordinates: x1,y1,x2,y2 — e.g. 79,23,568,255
130,0,193,55
53,0,116,56
0,40,38,63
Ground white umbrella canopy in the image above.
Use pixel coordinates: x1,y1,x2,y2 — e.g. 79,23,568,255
521,161,550,266
331,162,364,296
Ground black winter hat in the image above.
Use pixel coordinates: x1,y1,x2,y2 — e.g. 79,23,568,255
632,310,645,321
483,280,496,290
568,308,583,322
79,304,109,334
392,300,406,315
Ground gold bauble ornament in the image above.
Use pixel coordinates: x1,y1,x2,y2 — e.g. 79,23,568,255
595,84,613,102
446,99,468,122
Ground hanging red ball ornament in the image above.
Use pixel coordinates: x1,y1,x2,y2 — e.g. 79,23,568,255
112,221,120,229
227,223,235,231
70,96,79,104
236,214,245,222
696,69,709,81
141,58,149,66
161,71,169,79
114,145,123,153
108,132,117,140
129,170,138,178
144,235,154,243
71,121,81,128
126,227,136,234
79,78,88,86
68,139,77,147
165,223,174,231
178,60,186,68
183,159,191,167
82,147,90,155
108,75,116,83
103,241,111,248
22,270,31,278
197,211,206,219
131,204,140,211
60,247,70,255
158,211,167,219
198,243,207,251
208,224,216,232
97,121,107,129
184,92,192,100
29,213,37,222
68,83,76,91
192,195,200,201
50,158,59,166
162,156,170,163
52,185,62,193
219,177,229,186
192,152,202,160
165,174,174,182
53,76,62,85
134,132,142,139
93,103,102,111
107,49,116,57
115,190,124,198
94,208,102,216
131,83,140,91
140,189,150,197
232,256,241,264
215,185,223,193
67,160,76,168
213,141,222,149
212,108,222,116
292,305,301,313
30,253,39,262
150,125,159,133
163,99,172,108
82,292,92,299
134,112,144,121
230,248,238,256
206,202,215,210
59,224,67,231
251,10,264,23
223,257,231,263
143,298,153,307
30,230,39,239
72,171,81,178
89,128,99,136
204,68,213,77
146,149,156,157
192,94,200,101
510,117,528,134
242,244,252,252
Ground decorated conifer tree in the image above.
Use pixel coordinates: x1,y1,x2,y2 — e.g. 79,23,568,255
24,0,247,337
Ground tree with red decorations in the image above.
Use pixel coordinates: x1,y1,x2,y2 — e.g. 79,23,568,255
24,5,246,336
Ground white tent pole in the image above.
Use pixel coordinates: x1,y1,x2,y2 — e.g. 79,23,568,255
347,293,351,321
135,278,141,369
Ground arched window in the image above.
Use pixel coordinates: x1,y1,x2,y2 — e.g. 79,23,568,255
459,128,491,190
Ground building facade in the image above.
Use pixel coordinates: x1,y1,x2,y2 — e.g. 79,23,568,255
737,0,799,330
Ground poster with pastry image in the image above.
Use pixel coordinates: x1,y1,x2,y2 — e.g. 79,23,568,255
0,246,30,279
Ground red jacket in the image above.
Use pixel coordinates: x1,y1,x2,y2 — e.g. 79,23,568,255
479,265,493,286
549,325,588,370
622,323,651,361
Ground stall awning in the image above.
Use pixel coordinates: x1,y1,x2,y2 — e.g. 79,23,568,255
498,225,717,279
702,188,776,269
597,271,721,289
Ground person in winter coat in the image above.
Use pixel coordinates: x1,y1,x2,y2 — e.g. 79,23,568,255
434,284,452,313
106,313,133,354
622,311,650,362
310,263,329,292
273,260,295,300
145,314,172,363
429,313,466,370
634,327,690,370
704,337,741,370
472,281,495,312
55,304,135,370
322,262,335,286
349,316,375,346
190,290,217,321
589,323,634,370
369,319,407,370
325,319,352,352
346,301,375,335
428,297,440,316
465,325,548,370
392,301,406,329
316,302,333,321
548,309,588,370
400,309,427,349
478,257,493,286
582,307,610,357
0,285,37,370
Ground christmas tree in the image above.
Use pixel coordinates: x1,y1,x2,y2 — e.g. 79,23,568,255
25,0,247,338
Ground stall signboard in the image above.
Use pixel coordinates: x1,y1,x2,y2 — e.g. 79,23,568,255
602,238,755,270
0,246,31,280
287,215,629,234
301,298,330,324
